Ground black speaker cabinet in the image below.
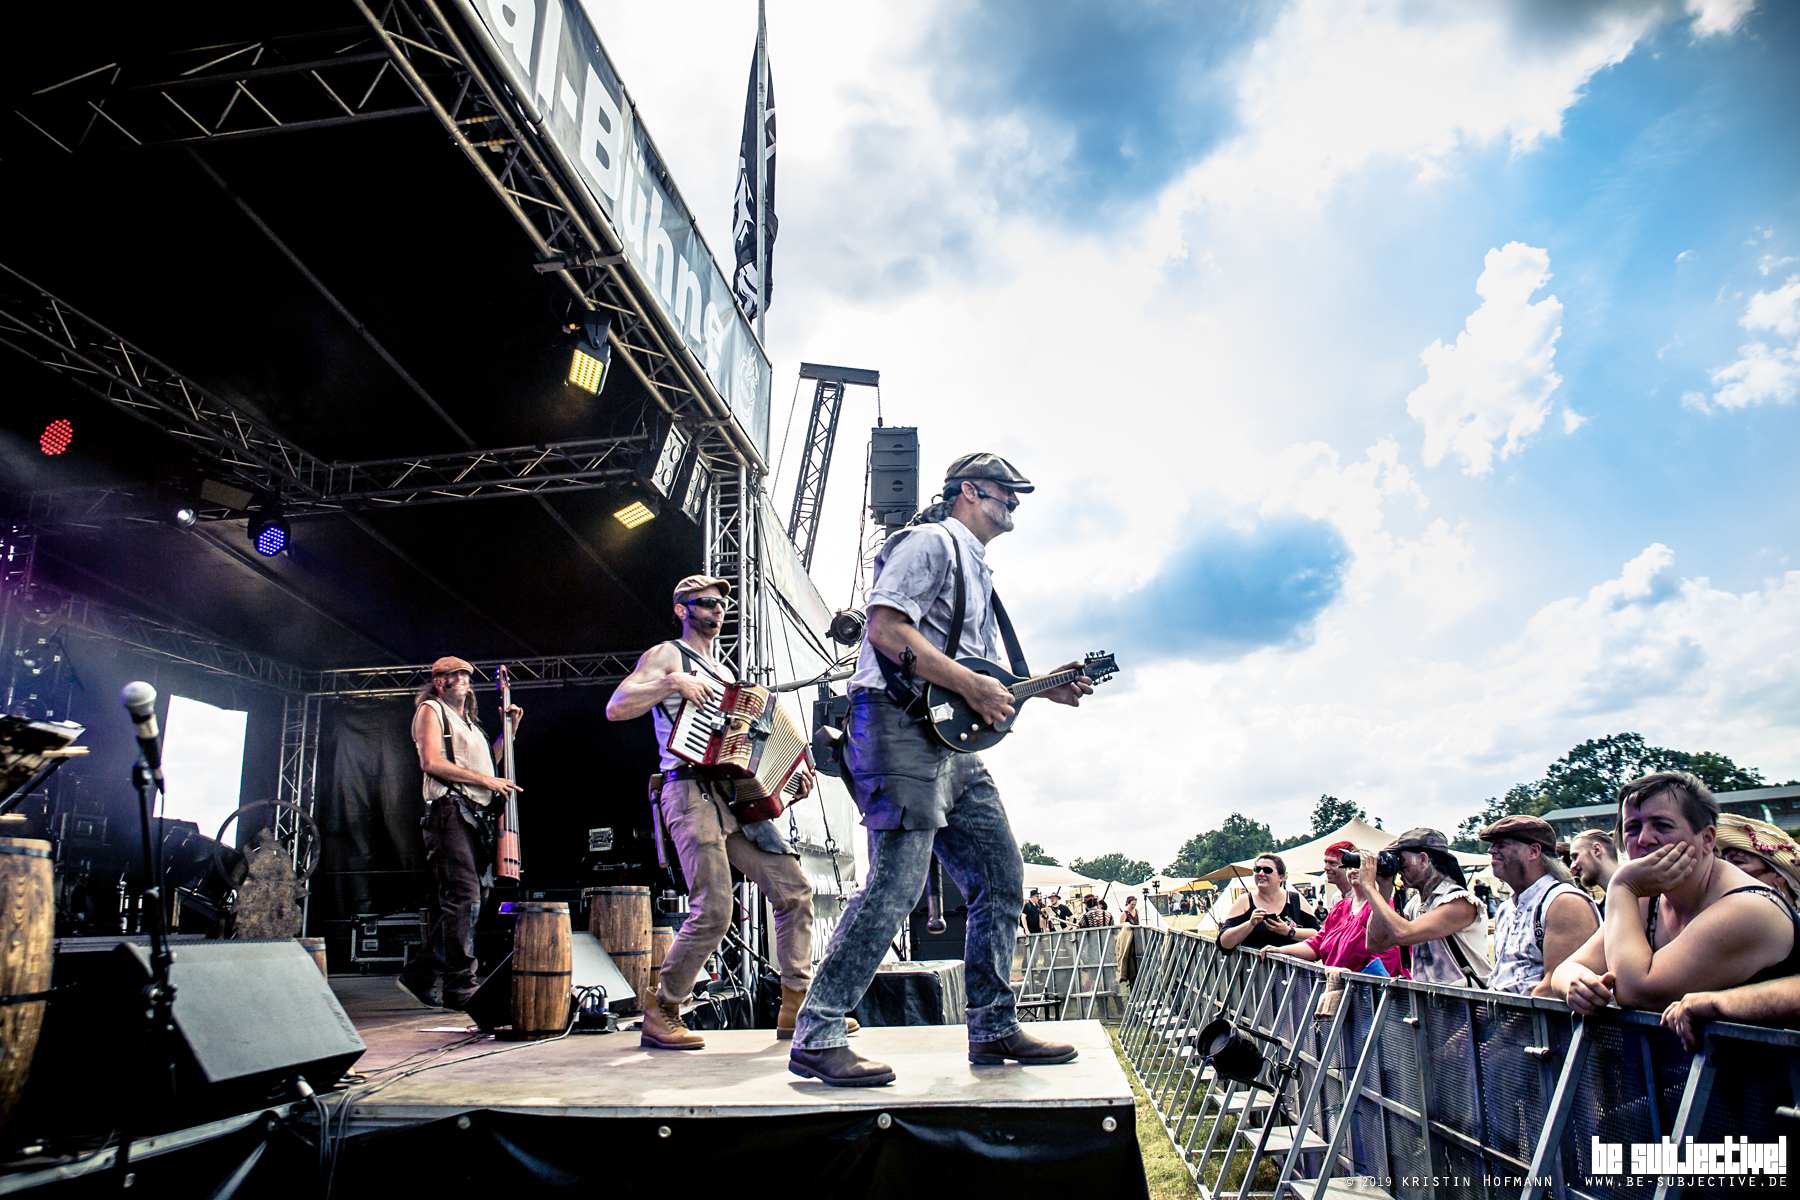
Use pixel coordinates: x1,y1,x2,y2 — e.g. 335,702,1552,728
21,937,365,1138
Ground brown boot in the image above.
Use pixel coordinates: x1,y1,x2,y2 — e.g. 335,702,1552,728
641,998,705,1051
776,986,859,1040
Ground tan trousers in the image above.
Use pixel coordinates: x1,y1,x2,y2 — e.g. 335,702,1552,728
657,778,813,1000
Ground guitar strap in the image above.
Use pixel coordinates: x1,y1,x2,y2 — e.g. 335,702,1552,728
990,591,1028,676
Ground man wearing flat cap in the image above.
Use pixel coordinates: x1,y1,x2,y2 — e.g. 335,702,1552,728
1361,826,1492,988
607,574,828,1051
399,656,523,1010
789,452,1094,1087
1481,815,1599,995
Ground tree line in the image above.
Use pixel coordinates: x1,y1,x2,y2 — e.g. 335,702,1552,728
1026,733,1790,883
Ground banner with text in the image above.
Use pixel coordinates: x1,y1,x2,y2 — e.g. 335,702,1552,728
459,0,772,458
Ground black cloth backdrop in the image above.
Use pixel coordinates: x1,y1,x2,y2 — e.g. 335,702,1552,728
312,686,663,926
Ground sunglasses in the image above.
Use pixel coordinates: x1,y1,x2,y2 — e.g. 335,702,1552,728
970,485,1020,512
1252,865,1276,875
681,596,730,611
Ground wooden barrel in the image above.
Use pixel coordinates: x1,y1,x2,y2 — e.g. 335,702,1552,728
0,838,53,1132
586,886,651,1007
299,936,328,977
511,902,571,1036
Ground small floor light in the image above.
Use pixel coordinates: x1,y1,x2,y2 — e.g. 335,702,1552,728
1198,1016,1268,1089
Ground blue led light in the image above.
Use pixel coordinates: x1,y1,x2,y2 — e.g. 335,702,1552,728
253,521,288,556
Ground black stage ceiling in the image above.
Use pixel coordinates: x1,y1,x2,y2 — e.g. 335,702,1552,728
1,0,710,668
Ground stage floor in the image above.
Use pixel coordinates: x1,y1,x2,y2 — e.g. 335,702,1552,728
331,975,1130,1124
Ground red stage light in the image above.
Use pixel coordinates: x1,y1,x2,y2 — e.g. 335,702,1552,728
39,418,74,456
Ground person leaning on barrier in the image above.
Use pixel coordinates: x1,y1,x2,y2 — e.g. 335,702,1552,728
1021,887,1044,935
1715,813,1800,905
1265,841,1403,975
1079,893,1114,928
1661,973,1800,1050
1542,772,1800,1015
1218,853,1320,951
1362,827,1491,987
1481,815,1600,996
1570,828,1619,911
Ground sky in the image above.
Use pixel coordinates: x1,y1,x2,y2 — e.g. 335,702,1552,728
584,0,1800,868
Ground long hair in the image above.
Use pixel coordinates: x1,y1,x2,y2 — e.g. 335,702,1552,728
414,676,477,724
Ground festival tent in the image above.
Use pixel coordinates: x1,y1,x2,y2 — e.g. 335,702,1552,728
1022,862,1106,894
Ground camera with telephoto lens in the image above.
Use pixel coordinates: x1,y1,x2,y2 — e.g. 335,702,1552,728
1336,849,1402,877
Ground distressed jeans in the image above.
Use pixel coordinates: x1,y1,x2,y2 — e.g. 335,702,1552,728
793,753,1024,1050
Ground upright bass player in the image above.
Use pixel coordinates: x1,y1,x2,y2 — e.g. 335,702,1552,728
399,655,524,1011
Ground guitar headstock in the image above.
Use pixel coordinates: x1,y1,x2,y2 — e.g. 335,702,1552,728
495,663,510,689
1082,651,1119,684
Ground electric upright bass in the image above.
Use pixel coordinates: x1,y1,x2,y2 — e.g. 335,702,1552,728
494,664,522,885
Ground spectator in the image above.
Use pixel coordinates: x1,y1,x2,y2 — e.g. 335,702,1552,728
1544,772,1800,1014
1481,815,1600,995
1021,887,1043,935
1473,878,1496,919
1715,814,1800,905
1570,829,1619,910
1363,828,1491,987
1218,854,1320,951
1045,891,1073,931
1662,974,1800,1051
1079,893,1113,928
1121,895,1140,926
1266,841,1404,975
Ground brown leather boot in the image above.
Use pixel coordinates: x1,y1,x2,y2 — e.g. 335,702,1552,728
640,998,705,1051
776,985,859,1040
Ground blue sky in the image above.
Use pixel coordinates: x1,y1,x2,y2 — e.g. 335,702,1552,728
589,0,1799,864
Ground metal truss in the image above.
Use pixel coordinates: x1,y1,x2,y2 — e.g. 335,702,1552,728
19,432,648,530
706,461,757,677
311,652,637,698
352,0,761,472
786,378,844,571
8,26,427,155
0,261,331,501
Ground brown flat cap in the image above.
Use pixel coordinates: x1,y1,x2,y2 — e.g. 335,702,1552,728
1385,826,1451,853
944,451,1034,493
672,573,732,602
430,655,474,676
1480,815,1558,852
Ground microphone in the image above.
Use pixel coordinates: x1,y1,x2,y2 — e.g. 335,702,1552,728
120,681,165,790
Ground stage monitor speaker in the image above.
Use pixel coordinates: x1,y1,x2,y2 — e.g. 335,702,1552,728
113,940,365,1101
466,933,637,1031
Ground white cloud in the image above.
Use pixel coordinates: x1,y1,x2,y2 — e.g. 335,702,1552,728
1686,0,1757,37
1744,275,1800,338
1758,254,1797,276
1675,249,1694,263
1562,407,1591,433
1693,275,1800,410
1405,243,1564,475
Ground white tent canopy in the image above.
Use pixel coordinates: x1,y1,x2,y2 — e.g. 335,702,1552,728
1198,818,1395,883
1022,862,1105,893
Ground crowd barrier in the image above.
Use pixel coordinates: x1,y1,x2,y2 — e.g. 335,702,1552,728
1014,925,1127,1020
1117,927,1797,1200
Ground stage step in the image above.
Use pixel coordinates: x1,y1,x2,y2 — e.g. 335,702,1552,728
1248,1124,1330,1155
1283,1178,1394,1200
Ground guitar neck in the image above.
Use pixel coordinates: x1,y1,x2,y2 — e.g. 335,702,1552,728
1009,668,1082,701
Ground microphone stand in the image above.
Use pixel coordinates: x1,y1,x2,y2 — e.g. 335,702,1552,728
117,752,179,1183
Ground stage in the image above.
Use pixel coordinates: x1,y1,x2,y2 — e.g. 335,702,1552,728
319,976,1148,1195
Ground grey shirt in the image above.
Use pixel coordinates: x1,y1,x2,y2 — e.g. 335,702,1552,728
848,517,1000,691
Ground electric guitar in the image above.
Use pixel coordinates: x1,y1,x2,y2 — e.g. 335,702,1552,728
923,651,1119,752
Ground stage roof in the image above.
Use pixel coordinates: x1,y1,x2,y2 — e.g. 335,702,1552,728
0,2,759,671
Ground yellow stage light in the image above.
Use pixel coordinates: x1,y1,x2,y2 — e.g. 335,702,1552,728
613,500,656,529
568,344,609,395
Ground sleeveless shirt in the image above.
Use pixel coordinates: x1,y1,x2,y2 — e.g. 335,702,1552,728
649,640,735,773
418,698,496,807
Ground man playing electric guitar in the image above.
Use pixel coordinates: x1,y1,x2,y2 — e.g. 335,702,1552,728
789,452,1094,1087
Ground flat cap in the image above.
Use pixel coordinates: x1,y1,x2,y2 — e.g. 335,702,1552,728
944,451,1034,493
672,573,732,602
1478,814,1558,852
1385,826,1451,854
430,655,474,676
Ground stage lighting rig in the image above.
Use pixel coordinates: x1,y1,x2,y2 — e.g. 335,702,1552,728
172,505,198,529
565,312,613,396
38,418,73,456
612,498,656,530
248,499,290,556
829,609,866,647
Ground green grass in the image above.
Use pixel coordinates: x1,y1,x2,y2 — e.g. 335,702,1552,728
1111,1027,1282,1199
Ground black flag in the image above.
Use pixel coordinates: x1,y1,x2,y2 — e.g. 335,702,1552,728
732,4,775,324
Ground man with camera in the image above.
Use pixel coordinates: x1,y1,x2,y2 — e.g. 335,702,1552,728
1362,827,1490,987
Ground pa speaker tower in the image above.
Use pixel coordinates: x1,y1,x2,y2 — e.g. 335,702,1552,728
869,426,918,526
